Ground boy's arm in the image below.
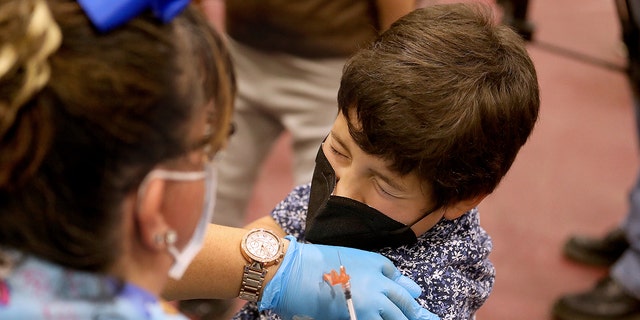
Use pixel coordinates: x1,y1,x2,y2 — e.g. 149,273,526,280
376,0,416,31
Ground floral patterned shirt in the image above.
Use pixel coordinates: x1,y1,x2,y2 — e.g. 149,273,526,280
234,184,495,320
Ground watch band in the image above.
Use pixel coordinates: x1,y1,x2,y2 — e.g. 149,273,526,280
238,261,267,302
238,228,285,302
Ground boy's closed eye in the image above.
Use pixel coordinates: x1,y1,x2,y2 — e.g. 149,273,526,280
329,145,349,160
326,140,406,200
373,178,405,199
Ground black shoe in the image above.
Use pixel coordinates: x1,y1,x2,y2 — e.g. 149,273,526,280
563,228,629,267
552,276,640,320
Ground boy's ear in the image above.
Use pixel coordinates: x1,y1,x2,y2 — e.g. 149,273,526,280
442,194,487,220
136,178,170,251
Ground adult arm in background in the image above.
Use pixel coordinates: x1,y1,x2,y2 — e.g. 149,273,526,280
193,0,225,32
163,222,439,320
377,0,416,31
195,0,414,35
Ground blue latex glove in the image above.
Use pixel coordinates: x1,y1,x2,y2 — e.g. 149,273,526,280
260,236,440,320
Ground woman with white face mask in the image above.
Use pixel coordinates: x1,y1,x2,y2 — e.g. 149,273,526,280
0,1,436,319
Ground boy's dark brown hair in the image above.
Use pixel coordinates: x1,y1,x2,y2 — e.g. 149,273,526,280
338,3,539,207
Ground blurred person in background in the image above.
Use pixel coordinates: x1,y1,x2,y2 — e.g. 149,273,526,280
552,0,640,319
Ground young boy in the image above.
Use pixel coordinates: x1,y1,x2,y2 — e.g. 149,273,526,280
237,3,539,319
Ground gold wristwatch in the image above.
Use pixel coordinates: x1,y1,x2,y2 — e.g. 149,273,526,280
238,228,285,302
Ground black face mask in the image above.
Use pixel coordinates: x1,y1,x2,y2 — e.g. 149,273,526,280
305,146,435,251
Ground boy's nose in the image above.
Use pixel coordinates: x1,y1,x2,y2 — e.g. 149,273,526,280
332,172,364,203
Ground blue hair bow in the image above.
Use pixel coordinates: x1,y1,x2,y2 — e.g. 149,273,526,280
77,0,190,32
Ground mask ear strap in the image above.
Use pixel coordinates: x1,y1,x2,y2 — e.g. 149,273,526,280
408,203,441,227
166,235,181,262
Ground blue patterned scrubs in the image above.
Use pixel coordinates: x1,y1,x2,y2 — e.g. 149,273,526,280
0,252,188,320
234,184,495,320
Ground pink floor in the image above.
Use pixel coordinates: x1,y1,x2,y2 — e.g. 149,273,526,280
234,0,638,319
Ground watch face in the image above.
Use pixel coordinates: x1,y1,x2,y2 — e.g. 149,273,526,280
242,229,282,263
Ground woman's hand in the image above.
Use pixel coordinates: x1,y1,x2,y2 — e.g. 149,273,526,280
260,236,440,320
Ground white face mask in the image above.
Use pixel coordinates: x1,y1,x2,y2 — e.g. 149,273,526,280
138,162,217,280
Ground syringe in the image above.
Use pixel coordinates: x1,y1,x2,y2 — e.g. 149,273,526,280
323,253,358,320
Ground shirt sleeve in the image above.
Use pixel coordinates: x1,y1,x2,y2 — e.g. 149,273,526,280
270,184,311,241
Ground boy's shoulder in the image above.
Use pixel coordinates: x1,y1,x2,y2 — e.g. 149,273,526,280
381,208,495,318
273,184,311,214
270,184,312,239
425,207,485,243
381,207,491,267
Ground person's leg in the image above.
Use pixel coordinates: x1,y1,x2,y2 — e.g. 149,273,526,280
552,100,640,320
552,176,640,320
275,56,345,186
612,194,640,299
213,104,281,227
211,39,284,227
561,92,640,267
611,97,640,298
553,3,640,318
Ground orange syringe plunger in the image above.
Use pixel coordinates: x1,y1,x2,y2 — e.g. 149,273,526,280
324,263,357,320
324,265,351,289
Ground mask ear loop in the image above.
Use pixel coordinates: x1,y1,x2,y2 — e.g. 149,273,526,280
166,236,182,261
166,162,217,279
407,203,442,228
137,168,208,257
382,204,441,237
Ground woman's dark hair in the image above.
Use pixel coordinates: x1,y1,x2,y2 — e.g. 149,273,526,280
0,0,235,272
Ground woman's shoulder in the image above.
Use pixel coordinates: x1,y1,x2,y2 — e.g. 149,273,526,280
0,253,188,320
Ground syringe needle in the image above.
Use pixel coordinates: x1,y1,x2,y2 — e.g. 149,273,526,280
324,251,357,320
338,252,357,320
343,274,357,320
